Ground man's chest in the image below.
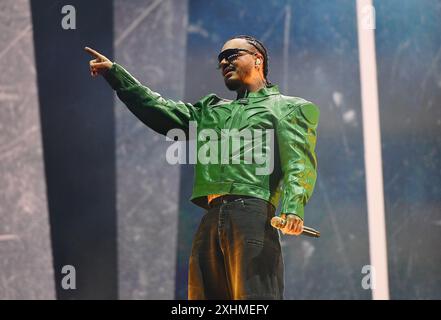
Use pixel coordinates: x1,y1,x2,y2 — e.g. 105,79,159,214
199,99,276,132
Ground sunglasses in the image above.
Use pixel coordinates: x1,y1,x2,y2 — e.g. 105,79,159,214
217,48,256,69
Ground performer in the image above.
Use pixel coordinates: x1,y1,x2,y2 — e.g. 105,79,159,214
85,35,319,300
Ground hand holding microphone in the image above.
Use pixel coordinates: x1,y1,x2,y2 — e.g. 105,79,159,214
271,215,320,238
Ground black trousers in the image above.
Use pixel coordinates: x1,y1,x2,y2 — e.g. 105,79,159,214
188,196,284,300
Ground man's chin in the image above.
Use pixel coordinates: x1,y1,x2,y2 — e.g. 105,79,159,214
224,78,240,91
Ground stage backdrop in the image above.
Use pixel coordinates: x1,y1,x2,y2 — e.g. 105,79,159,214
0,0,55,299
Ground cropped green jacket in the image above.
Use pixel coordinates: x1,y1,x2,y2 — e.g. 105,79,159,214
104,63,319,220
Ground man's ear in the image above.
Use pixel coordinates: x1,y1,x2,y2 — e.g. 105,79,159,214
256,53,264,62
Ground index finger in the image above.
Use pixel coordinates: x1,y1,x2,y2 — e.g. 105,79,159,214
84,46,103,58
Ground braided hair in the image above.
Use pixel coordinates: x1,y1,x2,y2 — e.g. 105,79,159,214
229,35,271,86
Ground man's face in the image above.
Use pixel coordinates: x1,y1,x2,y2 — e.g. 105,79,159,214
218,39,259,91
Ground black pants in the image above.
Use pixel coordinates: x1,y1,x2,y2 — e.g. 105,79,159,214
188,196,284,300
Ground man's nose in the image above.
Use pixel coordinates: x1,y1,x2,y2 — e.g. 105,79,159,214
218,58,229,69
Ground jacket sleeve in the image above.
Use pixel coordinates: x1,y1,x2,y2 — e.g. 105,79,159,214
104,63,206,136
276,101,320,220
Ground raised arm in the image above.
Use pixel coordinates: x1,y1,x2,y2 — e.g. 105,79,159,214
85,46,204,136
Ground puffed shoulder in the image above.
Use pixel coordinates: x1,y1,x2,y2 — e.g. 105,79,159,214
279,96,320,125
299,102,320,125
198,93,219,104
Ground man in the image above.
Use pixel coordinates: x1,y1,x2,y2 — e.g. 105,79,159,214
85,35,319,300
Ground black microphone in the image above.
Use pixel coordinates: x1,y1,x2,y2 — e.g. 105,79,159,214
271,216,320,238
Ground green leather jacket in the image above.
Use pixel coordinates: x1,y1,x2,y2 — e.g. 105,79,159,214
104,63,319,220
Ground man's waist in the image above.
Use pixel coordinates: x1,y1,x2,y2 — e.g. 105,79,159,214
190,182,277,210
207,194,273,210
207,194,223,204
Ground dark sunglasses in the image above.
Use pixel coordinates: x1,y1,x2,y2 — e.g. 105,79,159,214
217,48,256,68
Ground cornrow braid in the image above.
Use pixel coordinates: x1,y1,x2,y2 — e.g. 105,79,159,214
229,35,271,86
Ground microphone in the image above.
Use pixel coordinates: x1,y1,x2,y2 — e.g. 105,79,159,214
271,216,320,238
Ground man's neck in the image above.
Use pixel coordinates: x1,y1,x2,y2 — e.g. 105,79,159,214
236,81,266,100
